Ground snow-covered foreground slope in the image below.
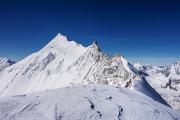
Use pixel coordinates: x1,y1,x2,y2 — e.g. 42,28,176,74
0,58,15,72
0,34,145,97
0,85,179,120
134,62,180,110
131,76,170,107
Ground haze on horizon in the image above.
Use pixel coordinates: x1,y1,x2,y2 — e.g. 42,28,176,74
0,0,180,65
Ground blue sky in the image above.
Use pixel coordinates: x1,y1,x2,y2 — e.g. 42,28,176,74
0,0,180,65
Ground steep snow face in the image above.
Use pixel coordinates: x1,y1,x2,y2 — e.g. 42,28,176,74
131,76,170,107
0,85,179,120
0,34,87,96
41,33,87,64
0,58,15,72
134,63,180,111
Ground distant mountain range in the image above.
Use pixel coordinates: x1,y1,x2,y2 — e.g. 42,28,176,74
134,62,180,110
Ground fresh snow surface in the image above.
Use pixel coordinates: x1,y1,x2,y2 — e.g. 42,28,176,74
0,85,179,120
121,57,169,107
0,58,15,72
131,76,170,107
0,34,87,96
134,62,180,111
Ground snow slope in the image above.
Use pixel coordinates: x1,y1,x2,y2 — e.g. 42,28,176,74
0,85,179,120
0,34,87,96
131,76,170,107
0,58,15,72
134,62,180,110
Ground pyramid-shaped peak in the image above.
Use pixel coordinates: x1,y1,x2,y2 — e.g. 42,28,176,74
47,33,69,46
41,33,69,50
56,33,66,37
53,33,68,42
89,41,101,51
93,41,98,45
41,33,87,52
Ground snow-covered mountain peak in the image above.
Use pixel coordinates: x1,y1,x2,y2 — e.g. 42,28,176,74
42,33,69,50
41,33,86,53
170,61,180,75
120,55,133,73
52,32,68,42
88,41,101,52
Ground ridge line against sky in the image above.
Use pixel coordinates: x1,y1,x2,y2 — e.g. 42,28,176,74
0,0,180,65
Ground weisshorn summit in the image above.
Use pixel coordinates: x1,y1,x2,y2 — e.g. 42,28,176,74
0,33,179,120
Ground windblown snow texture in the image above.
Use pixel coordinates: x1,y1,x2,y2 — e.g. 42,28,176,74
0,58,15,71
0,85,179,120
